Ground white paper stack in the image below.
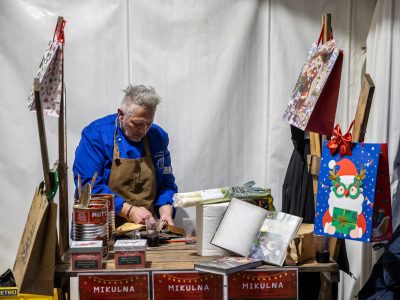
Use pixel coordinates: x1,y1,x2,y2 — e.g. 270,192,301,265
196,202,232,256
211,198,268,256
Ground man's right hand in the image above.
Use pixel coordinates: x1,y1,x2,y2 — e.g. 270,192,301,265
129,206,154,224
120,203,154,224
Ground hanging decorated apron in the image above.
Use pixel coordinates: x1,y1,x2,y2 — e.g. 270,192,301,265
108,121,157,226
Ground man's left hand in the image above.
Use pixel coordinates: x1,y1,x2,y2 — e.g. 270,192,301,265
159,204,174,228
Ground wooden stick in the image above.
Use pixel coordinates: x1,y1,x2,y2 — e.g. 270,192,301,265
57,15,70,256
316,14,334,300
309,132,321,206
352,74,375,142
33,78,51,194
329,62,375,284
316,14,343,266
330,75,374,257
309,13,332,206
56,16,63,34
320,13,331,145
323,13,332,43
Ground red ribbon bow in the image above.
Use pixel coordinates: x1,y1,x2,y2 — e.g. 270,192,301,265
327,121,355,157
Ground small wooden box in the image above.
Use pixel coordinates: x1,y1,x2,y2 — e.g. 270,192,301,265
114,239,147,269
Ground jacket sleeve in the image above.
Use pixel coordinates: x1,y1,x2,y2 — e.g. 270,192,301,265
73,126,125,215
383,225,400,288
154,132,178,213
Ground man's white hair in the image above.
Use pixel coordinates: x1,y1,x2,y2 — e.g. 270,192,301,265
120,84,161,115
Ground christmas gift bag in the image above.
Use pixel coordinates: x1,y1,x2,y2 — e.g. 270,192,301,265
283,26,343,135
314,140,392,242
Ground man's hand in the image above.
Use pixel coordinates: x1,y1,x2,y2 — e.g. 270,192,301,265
120,203,154,224
130,206,154,224
159,204,174,228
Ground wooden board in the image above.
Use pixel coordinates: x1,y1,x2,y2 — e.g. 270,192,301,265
56,15,70,257
33,78,51,194
329,73,375,262
351,74,375,142
309,132,321,207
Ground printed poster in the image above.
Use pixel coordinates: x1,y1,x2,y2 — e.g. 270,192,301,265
228,269,298,299
78,273,149,300
153,271,223,300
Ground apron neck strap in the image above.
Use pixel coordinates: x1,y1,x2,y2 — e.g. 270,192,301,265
113,118,121,159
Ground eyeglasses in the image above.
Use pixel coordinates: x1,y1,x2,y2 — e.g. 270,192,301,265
127,119,153,130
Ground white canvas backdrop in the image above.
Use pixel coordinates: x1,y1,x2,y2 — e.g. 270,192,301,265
0,0,398,299
352,0,400,297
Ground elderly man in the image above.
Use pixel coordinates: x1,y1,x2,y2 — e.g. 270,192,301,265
73,84,177,226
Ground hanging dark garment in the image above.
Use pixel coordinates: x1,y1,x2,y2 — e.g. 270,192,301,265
282,125,315,222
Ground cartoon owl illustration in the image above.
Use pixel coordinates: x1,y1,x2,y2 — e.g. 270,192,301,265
322,158,367,239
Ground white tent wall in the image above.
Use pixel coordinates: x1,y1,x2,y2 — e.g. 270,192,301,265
0,0,129,284
367,0,400,230
354,0,400,297
1,0,398,299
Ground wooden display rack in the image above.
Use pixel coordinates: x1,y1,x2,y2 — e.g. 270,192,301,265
13,16,70,297
309,13,375,300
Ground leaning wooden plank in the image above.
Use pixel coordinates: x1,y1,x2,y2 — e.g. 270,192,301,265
309,13,333,207
330,75,375,261
56,16,69,257
352,74,375,142
309,132,321,207
34,78,51,194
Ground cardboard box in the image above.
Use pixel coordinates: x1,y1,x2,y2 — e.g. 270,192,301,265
70,241,103,271
114,240,147,269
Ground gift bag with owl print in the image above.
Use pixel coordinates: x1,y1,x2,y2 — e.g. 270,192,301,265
314,142,392,242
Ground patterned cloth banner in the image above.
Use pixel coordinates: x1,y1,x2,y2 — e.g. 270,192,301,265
27,20,65,117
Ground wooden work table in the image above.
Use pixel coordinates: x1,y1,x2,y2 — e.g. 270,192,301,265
56,242,339,275
55,242,339,299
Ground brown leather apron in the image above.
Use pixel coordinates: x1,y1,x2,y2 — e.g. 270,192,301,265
108,122,157,226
